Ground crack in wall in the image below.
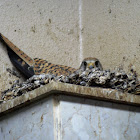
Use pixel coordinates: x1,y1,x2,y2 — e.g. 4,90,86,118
123,112,131,138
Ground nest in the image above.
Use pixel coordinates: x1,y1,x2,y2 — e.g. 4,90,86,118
1,67,139,101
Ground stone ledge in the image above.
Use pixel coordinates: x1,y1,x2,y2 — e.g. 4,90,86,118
0,81,140,116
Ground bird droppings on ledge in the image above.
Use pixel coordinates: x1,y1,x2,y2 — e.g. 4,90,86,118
6,68,21,78
1,66,140,102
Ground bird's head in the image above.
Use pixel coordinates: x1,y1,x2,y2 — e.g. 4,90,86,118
79,57,103,71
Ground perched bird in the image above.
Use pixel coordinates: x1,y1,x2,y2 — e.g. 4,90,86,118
79,57,103,71
0,33,103,78
0,33,77,78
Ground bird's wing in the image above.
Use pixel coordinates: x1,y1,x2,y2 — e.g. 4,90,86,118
34,58,76,76
0,33,76,78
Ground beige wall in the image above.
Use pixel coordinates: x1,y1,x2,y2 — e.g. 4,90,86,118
82,0,140,73
0,0,140,92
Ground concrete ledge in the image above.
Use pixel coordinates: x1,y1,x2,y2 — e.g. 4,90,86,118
0,81,140,116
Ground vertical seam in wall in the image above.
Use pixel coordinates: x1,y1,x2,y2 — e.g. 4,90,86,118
53,96,61,140
79,0,83,63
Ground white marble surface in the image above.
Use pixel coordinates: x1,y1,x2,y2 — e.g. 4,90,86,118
0,95,140,140
59,95,140,140
0,97,54,140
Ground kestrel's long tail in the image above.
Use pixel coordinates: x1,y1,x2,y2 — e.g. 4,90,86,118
0,33,34,78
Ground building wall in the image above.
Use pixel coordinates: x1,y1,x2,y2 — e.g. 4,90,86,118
60,95,140,140
0,95,140,140
0,97,54,140
0,0,140,91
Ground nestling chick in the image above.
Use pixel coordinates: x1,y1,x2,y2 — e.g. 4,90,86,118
79,57,103,71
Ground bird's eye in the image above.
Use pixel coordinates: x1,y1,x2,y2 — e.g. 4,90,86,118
95,61,99,67
83,61,87,66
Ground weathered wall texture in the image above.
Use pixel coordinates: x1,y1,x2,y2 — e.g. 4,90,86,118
0,97,54,140
0,0,140,90
82,0,140,73
0,95,140,140
60,95,140,140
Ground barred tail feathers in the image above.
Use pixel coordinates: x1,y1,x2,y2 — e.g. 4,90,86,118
0,33,34,66
0,33,34,78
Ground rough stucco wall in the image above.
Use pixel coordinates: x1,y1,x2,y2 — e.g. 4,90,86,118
0,0,140,92
82,0,140,73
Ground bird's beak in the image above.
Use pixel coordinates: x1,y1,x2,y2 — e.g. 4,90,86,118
88,63,94,69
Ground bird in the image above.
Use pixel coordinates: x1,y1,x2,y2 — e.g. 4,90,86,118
0,33,103,78
79,57,103,71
